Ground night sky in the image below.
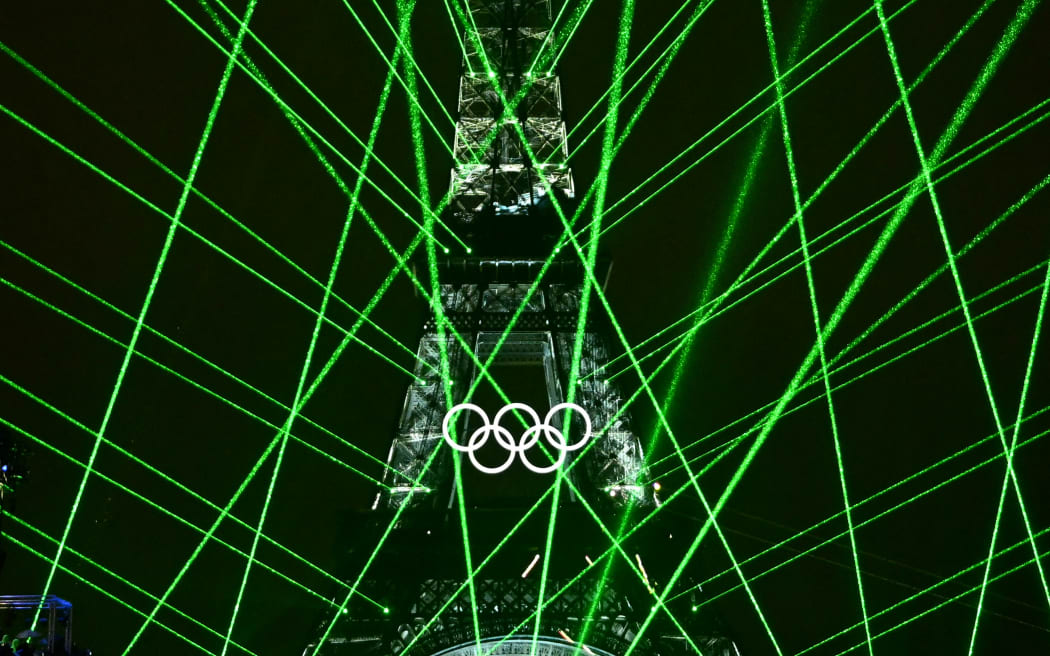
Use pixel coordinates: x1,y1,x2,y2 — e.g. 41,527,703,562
2,0,1050,654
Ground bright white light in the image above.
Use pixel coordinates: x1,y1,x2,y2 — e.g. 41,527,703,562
636,554,650,583
521,554,541,578
442,402,591,474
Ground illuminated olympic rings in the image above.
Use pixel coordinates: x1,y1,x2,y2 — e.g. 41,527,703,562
441,402,592,474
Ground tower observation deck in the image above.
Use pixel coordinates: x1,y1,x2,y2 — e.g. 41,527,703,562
306,2,742,654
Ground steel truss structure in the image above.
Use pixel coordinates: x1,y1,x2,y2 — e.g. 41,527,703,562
313,1,741,655
450,0,574,220
380,0,649,514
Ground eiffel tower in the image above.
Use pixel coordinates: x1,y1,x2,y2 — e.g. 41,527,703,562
307,2,741,654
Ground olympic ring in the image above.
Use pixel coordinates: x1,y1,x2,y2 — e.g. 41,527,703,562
442,402,592,474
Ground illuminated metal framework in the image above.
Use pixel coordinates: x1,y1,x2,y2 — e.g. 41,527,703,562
338,575,736,656
380,267,653,510
380,0,649,512
302,1,742,655
450,0,574,220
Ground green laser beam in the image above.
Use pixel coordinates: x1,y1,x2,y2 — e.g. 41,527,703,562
967,243,1050,654
614,7,1036,643
548,0,596,70
335,0,456,152
398,0,484,649
367,0,458,131
0,238,412,487
566,0,720,164
630,99,1050,475
468,389,1050,656
0,98,425,387
583,0,818,650
563,0,708,148
690,418,1050,621
443,0,471,72
5,512,260,656
167,0,463,252
605,75,1042,389
800,520,1050,655
658,256,1050,490
873,0,1050,626
219,6,384,640
538,1,636,653
37,1,259,637
405,229,1045,654
0,273,403,494
3,525,221,655
0,37,430,377
761,0,872,652
589,0,921,243
0,410,381,614
528,0,573,76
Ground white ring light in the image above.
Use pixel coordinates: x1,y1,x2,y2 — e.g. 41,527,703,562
441,402,592,474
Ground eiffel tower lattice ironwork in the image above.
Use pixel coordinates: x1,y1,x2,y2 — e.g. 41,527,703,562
306,2,742,654
379,0,650,516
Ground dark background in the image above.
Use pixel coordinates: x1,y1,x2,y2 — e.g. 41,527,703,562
1,0,1049,653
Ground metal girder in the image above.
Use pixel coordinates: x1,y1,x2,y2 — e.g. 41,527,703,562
378,278,652,511
450,0,572,222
